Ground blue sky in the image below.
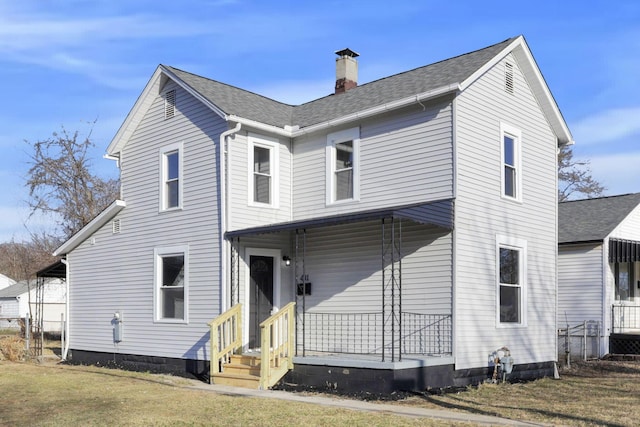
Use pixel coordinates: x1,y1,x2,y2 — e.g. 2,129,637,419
1,0,639,242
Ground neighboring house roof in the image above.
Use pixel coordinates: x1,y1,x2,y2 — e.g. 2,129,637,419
559,193,640,244
0,282,29,299
107,35,572,155
0,273,16,290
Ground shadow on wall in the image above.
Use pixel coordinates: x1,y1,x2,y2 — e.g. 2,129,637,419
184,331,210,382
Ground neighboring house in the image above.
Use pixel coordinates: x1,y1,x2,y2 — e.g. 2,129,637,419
0,282,29,329
0,273,16,290
54,35,572,392
0,278,66,333
558,193,640,357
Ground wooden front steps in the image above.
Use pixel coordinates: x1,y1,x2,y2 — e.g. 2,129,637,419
211,354,262,388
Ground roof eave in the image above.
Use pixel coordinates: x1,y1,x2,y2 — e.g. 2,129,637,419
53,200,126,256
293,83,461,137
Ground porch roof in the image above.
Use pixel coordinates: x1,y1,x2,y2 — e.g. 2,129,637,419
36,260,66,279
609,238,640,263
225,199,454,238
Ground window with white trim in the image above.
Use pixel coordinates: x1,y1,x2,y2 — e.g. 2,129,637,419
326,127,359,204
496,236,527,326
160,143,183,211
154,246,188,322
500,123,521,201
248,134,278,207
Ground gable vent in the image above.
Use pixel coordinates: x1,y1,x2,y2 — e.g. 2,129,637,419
112,219,121,234
164,89,176,119
505,62,514,94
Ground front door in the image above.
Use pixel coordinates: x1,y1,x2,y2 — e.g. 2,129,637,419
249,255,274,348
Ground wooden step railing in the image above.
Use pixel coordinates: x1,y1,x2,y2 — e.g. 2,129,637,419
208,304,242,382
259,302,295,389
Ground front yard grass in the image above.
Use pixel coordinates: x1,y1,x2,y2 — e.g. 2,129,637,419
1,359,638,426
402,360,640,426
0,362,457,427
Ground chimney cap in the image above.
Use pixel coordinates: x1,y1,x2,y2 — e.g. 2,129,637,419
335,48,359,58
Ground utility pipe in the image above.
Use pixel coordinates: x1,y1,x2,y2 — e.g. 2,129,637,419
219,123,242,312
61,258,70,360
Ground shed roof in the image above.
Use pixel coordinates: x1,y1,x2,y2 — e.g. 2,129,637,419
558,193,640,244
0,282,29,298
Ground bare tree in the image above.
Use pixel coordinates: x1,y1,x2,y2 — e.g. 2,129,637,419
558,145,605,202
25,124,120,239
0,234,59,281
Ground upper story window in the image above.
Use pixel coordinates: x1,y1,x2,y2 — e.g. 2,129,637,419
248,134,279,208
500,123,522,201
326,127,360,205
154,246,188,323
160,142,183,211
496,235,527,326
164,89,176,120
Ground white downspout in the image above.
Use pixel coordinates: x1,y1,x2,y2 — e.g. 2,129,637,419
61,258,70,360
219,123,242,312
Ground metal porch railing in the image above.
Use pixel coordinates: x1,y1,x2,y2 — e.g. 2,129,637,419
299,312,452,358
612,304,640,333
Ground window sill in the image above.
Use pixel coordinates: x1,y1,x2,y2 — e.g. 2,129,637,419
500,195,522,204
154,318,188,325
326,198,360,207
248,201,279,210
159,207,183,214
496,322,527,329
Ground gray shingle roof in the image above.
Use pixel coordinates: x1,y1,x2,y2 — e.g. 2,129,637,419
559,193,640,243
163,37,516,129
0,282,29,298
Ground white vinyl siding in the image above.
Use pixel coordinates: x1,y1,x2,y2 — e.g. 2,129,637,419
609,204,640,241
228,132,291,231
294,100,454,220
455,54,557,369
297,220,452,315
557,244,604,326
67,81,224,361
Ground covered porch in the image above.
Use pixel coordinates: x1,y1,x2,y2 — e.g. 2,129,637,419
609,238,640,354
213,200,455,391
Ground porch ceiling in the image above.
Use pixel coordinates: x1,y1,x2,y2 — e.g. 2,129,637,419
225,199,454,238
36,259,66,279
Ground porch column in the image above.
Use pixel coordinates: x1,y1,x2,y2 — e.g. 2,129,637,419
381,217,402,362
230,237,240,306
294,229,307,356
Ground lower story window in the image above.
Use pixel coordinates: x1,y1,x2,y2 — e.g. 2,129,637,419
155,246,188,322
496,236,526,325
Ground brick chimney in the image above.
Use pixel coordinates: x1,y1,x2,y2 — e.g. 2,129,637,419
335,48,359,94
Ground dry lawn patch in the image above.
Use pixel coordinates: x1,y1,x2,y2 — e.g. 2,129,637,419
398,360,640,426
0,335,25,361
0,362,462,427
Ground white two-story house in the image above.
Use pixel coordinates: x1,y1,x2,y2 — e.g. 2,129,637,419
54,35,572,392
